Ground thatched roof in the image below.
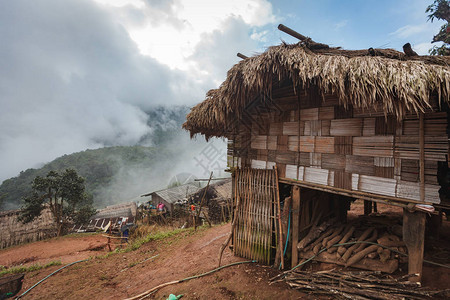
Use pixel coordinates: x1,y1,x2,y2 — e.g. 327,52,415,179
183,43,450,139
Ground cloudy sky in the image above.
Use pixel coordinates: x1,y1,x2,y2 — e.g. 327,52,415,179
0,0,445,182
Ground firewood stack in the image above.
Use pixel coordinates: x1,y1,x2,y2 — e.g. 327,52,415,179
297,216,407,273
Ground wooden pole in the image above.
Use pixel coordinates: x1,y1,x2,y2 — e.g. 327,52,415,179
403,209,426,283
291,185,301,267
274,166,284,269
195,171,213,230
277,24,329,49
237,53,248,59
419,112,425,202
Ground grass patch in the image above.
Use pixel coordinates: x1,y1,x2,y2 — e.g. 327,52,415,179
0,260,62,276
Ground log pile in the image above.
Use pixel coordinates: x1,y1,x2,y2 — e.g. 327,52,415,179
271,269,450,300
297,216,407,273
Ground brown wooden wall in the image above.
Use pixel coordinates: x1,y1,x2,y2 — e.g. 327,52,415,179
227,84,447,204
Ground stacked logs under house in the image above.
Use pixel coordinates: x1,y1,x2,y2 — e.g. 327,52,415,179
296,215,406,274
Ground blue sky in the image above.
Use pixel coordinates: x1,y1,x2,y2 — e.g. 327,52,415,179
0,0,446,182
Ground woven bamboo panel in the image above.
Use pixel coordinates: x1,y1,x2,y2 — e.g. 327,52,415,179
334,170,352,189
277,135,288,151
275,151,297,165
304,121,311,135
299,152,311,166
315,137,335,153
267,136,277,150
374,157,394,167
251,159,267,169
353,104,384,117
234,168,276,264
303,167,331,185
311,153,321,167
375,116,396,135
322,154,346,170
353,136,394,157
288,136,298,151
395,136,447,161
269,122,283,136
363,118,376,136
319,106,335,119
355,175,397,197
251,135,267,150
283,121,300,135
374,166,394,178
285,164,298,179
330,118,363,136
334,105,353,119
345,155,374,176
334,136,353,155
300,136,315,152
396,181,440,203
300,108,319,120
322,94,340,106
310,120,321,136
321,120,331,136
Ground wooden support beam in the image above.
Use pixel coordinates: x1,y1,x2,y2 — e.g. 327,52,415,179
292,186,301,267
403,209,426,283
277,24,329,50
419,113,425,202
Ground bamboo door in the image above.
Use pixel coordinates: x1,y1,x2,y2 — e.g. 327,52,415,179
233,168,277,264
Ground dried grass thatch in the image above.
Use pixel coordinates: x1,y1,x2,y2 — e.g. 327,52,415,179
183,43,450,139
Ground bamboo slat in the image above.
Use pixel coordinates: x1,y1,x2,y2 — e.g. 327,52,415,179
321,154,346,170
269,122,283,136
319,106,335,120
321,120,331,136
345,155,374,176
267,136,277,150
300,136,315,152
303,167,330,186
283,121,300,135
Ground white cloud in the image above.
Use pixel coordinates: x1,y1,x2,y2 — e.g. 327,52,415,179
334,20,348,31
389,24,430,38
96,0,277,69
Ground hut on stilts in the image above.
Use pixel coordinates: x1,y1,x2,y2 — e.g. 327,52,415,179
183,24,450,283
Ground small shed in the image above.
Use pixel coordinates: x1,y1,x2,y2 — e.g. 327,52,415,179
183,25,450,282
144,183,201,214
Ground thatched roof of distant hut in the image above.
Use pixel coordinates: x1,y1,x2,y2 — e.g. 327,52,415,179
183,40,450,140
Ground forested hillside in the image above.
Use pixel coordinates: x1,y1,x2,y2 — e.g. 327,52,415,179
0,106,211,210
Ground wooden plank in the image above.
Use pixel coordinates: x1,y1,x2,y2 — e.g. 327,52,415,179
292,186,301,267
330,118,363,136
419,113,425,202
315,137,335,153
353,136,394,157
403,210,426,283
300,108,319,120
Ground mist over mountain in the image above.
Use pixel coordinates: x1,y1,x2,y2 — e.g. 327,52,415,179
0,106,227,210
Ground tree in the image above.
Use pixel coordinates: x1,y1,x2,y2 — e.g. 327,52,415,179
426,0,450,55
19,169,96,236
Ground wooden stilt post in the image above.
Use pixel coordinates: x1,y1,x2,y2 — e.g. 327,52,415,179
291,186,301,267
403,208,426,283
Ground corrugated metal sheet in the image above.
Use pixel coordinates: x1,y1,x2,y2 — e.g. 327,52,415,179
152,183,201,204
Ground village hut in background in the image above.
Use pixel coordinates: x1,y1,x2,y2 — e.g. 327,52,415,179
183,24,450,282
188,179,232,223
73,202,137,233
142,183,201,215
0,208,55,249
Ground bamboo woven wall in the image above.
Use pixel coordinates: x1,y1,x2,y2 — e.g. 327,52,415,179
233,168,277,264
227,84,447,204
0,208,56,249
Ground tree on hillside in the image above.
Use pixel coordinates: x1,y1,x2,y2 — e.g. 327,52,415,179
19,169,97,236
426,0,450,55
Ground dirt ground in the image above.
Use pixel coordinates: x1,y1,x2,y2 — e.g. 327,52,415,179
1,200,450,299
